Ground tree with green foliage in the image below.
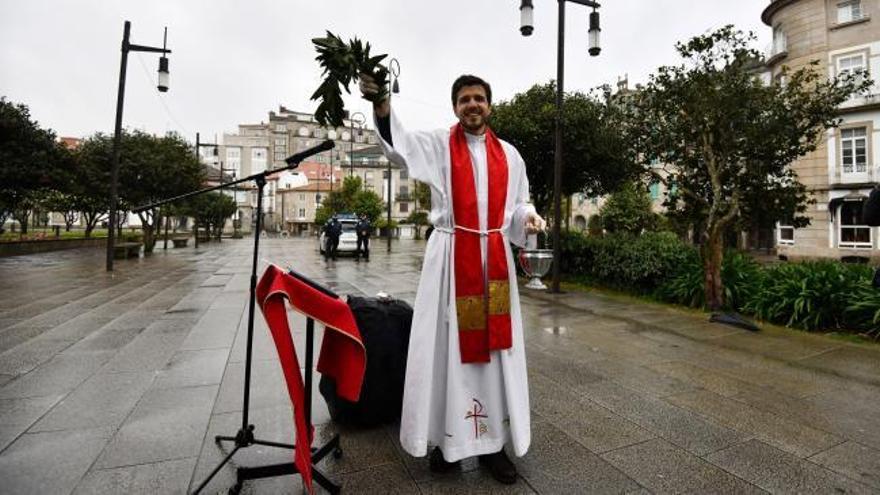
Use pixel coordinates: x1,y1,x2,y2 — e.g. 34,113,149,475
181,192,236,241
75,130,204,251
491,82,637,221
599,182,657,235
0,98,67,235
626,26,869,310
66,141,111,237
413,180,431,211
406,210,429,239
314,176,384,226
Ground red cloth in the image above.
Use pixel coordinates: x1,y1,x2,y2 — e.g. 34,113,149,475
256,264,366,493
449,124,512,363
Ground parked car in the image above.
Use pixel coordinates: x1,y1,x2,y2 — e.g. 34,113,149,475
319,214,359,255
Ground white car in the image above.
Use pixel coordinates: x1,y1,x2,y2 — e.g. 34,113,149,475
319,216,359,255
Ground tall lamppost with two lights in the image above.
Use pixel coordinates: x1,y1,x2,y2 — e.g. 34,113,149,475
518,0,601,293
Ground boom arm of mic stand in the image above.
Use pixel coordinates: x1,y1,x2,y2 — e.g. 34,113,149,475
131,140,336,213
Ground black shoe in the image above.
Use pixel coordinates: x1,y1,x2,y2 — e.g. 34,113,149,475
429,447,460,473
478,450,517,484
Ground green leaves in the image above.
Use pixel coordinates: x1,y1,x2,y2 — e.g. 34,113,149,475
311,31,390,127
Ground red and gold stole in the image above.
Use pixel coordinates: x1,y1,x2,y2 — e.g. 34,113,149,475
449,124,512,363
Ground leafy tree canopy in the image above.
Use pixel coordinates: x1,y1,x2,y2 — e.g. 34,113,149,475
491,82,638,216
626,25,871,308
315,176,384,225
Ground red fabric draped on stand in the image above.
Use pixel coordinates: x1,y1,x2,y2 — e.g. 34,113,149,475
256,264,366,493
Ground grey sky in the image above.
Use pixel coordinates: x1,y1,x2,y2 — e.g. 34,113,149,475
0,0,771,142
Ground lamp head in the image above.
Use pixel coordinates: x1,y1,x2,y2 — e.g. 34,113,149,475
157,56,170,92
520,0,534,36
588,10,601,57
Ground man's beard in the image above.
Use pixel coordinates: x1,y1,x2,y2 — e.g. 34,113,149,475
460,113,487,133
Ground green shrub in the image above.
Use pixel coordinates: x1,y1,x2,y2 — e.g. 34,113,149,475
743,261,871,331
844,281,880,338
557,230,695,293
655,254,704,307
655,250,763,310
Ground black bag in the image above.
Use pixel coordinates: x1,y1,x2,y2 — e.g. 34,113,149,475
319,295,413,427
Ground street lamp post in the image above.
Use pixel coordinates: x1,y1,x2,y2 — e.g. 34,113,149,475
107,21,171,271
349,112,365,177
193,133,220,248
519,0,601,293
387,58,401,252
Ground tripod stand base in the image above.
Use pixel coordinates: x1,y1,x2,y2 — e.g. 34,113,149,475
232,433,342,494
193,427,343,494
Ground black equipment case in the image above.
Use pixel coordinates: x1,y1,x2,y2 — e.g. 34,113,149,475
319,295,413,427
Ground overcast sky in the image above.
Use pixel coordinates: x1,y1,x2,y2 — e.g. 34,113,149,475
1,0,771,142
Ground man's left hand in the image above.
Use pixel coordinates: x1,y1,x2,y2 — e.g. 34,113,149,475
524,212,546,234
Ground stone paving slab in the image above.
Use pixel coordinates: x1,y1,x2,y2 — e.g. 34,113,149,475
1,239,879,494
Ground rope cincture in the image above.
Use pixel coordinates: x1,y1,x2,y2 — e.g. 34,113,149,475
434,225,504,237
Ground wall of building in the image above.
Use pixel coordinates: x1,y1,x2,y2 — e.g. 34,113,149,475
765,0,880,260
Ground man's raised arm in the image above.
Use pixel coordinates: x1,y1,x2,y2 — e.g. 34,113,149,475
359,73,392,145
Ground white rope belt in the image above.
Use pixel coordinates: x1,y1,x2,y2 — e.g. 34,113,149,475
434,225,504,237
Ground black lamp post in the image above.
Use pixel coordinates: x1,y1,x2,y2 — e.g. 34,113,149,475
387,58,401,252
349,111,365,177
106,21,171,271
519,0,600,293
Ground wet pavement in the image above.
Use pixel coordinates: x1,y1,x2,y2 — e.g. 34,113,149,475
0,237,879,494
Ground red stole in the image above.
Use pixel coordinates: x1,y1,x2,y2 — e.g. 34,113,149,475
256,264,366,494
449,124,512,363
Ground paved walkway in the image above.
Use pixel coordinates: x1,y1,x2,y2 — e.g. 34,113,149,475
0,238,879,494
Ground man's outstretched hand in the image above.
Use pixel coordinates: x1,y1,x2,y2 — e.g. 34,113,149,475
525,212,546,235
359,73,390,118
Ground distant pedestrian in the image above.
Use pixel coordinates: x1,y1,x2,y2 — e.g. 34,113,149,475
324,216,342,260
356,214,371,261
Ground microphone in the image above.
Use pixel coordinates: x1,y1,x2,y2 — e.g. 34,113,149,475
285,139,335,166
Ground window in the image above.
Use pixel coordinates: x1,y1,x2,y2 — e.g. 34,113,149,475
251,148,267,174
275,124,287,133
778,225,794,245
314,128,325,139
399,185,409,196
400,168,408,180
841,127,868,174
772,25,787,55
226,147,241,177
382,170,389,179
298,208,306,218
837,53,868,87
840,200,872,248
837,0,864,23
299,194,305,201
400,202,409,213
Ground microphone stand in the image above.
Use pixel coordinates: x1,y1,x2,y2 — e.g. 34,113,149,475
132,140,337,494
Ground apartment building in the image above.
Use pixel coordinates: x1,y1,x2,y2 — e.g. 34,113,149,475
763,0,880,258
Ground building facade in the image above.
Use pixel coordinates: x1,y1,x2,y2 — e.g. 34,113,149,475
763,0,880,259
220,106,418,235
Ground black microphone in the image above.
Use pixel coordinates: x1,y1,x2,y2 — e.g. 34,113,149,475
285,139,335,165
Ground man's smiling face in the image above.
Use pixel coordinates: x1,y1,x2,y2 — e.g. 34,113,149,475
454,85,491,135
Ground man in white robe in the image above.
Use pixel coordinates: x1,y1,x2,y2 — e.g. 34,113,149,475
360,73,545,484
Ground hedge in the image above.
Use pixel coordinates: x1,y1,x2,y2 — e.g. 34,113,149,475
553,230,879,337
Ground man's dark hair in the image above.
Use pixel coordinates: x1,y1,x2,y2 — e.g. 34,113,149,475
451,75,492,107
